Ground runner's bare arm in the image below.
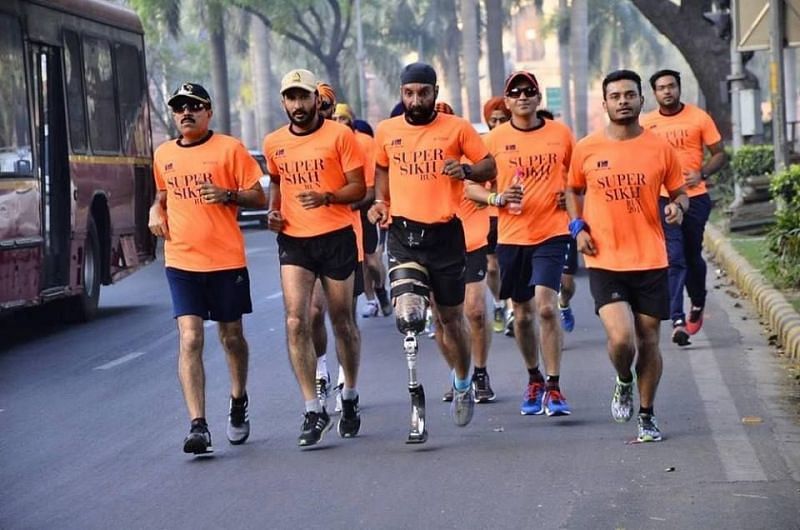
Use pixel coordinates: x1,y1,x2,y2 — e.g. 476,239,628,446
235,180,267,209
148,190,169,240
700,141,728,181
367,164,390,228
466,154,497,183
566,186,596,256
350,186,375,210
296,166,365,209
267,179,284,232
664,185,689,225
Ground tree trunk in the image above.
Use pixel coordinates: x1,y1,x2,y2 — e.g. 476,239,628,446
557,0,573,128
250,15,273,139
208,1,231,134
322,57,344,104
441,0,464,115
630,0,732,139
460,0,481,122
570,0,588,138
484,0,505,97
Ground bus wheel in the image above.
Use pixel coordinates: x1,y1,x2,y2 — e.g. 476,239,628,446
66,216,101,322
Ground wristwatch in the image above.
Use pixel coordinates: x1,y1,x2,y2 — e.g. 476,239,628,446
323,192,334,206
225,190,235,203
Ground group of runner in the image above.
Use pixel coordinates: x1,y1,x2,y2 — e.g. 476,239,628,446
149,61,725,455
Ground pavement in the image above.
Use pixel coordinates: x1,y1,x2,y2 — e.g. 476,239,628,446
705,222,800,362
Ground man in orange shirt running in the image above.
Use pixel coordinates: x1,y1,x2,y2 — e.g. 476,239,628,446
368,63,496,427
482,97,511,333
641,69,727,345
264,69,366,447
483,71,575,417
567,70,688,442
149,83,267,455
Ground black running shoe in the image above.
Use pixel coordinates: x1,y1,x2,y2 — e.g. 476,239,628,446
472,371,496,403
337,396,361,438
227,394,250,445
183,423,214,455
298,409,332,447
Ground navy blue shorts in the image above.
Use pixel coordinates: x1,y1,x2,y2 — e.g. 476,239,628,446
563,237,578,275
166,267,253,322
496,235,570,302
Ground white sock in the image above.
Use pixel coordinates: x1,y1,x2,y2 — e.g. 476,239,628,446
316,355,328,380
337,365,345,386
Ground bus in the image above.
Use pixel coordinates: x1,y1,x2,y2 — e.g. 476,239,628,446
0,0,155,321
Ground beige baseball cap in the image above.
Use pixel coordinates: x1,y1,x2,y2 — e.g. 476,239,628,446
280,69,318,94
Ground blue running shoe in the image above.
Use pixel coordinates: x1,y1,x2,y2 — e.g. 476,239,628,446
559,305,575,333
520,381,545,415
543,389,571,416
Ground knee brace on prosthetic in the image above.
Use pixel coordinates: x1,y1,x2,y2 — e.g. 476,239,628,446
388,262,430,335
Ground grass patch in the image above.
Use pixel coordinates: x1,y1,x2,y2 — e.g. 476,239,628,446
727,233,800,313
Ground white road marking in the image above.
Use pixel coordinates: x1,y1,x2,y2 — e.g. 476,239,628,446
688,329,768,482
732,493,769,499
265,291,282,300
94,351,147,371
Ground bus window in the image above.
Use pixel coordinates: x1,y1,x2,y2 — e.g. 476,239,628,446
82,35,120,153
0,14,32,175
114,43,146,156
64,31,88,153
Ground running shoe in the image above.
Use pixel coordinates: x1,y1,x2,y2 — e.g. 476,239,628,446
637,413,662,442
183,423,214,455
686,306,704,335
297,409,332,447
442,385,454,402
520,381,545,415
543,389,571,416
504,311,515,337
361,300,380,318
559,305,575,333
472,371,496,403
334,383,344,413
672,321,691,347
450,385,475,426
376,288,393,316
492,306,506,333
316,373,330,409
611,377,634,423
226,394,250,445
337,396,361,437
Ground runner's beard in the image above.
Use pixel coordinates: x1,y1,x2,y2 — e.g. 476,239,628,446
609,108,640,126
287,108,317,128
405,101,435,124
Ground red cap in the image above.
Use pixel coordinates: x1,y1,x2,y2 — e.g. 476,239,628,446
504,71,539,94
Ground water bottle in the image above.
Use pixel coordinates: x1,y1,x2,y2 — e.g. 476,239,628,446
508,168,524,215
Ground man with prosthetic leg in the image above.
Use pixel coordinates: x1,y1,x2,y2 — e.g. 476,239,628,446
368,63,496,443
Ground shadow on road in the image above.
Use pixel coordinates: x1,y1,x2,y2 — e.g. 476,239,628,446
0,303,150,352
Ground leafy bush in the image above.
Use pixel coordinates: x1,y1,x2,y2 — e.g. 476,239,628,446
766,164,800,288
730,145,774,183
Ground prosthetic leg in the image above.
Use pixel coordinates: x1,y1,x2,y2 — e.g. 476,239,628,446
389,263,431,444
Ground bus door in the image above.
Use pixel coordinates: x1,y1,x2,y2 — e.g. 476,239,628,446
31,43,71,290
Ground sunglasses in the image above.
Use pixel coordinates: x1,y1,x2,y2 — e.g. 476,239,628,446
171,101,208,113
506,86,538,99
319,101,333,111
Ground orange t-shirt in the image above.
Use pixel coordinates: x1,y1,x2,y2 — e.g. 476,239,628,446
641,103,722,198
153,132,262,272
355,131,376,187
567,129,684,271
484,119,574,245
458,190,490,252
263,119,364,237
374,113,489,224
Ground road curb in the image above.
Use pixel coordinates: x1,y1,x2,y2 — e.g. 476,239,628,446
704,223,800,362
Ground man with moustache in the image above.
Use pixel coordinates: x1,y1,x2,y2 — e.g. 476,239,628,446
566,70,688,442
641,69,727,345
263,69,366,447
149,83,267,455
368,63,496,427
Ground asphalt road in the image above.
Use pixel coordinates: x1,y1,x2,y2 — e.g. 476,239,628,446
2,224,799,529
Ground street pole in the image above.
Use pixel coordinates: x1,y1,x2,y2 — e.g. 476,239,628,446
729,0,744,203
354,0,367,120
770,0,788,172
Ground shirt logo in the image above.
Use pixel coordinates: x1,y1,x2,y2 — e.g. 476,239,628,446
391,138,402,146
235,275,245,285
165,162,173,171
610,291,622,300
597,160,609,168
505,144,516,151
275,148,285,157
